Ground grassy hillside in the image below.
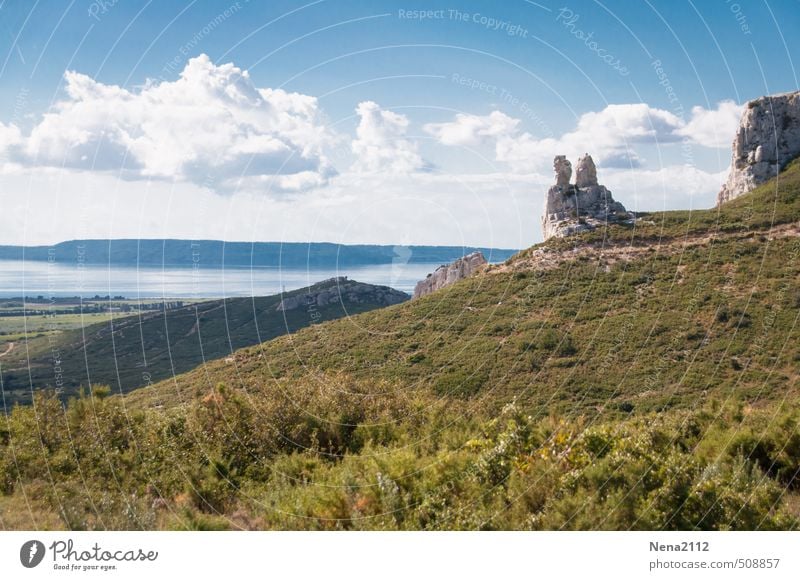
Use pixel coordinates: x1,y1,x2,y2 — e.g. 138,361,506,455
0,296,203,352
131,159,800,415
1,160,799,530
0,278,407,405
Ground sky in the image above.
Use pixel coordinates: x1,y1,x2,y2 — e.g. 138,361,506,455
0,0,798,249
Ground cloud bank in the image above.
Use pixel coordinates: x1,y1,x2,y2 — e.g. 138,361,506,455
0,54,743,246
425,101,742,171
1,54,335,193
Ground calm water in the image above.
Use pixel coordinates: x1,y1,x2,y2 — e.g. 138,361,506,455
0,260,445,298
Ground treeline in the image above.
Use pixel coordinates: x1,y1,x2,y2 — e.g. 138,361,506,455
0,302,187,317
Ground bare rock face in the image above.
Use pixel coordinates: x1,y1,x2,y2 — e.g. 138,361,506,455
718,91,800,204
542,154,629,241
276,277,408,311
413,252,487,298
554,155,572,186
575,154,598,188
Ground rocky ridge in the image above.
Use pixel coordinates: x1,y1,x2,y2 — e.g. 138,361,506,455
495,221,800,277
276,277,408,311
413,252,487,298
718,90,800,204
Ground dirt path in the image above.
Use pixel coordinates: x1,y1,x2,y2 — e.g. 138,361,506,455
493,223,800,274
0,342,14,358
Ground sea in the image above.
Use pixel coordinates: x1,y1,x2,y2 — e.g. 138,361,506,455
0,259,445,298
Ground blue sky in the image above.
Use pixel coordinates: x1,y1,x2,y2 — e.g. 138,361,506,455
1,0,799,247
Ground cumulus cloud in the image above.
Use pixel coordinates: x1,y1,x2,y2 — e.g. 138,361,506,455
427,101,741,172
350,101,427,173
423,111,519,146
604,164,729,209
573,104,682,144
0,122,22,155
676,100,742,148
8,54,335,192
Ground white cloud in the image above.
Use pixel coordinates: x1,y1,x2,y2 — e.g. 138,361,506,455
676,100,743,148
350,101,427,174
0,165,535,247
11,54,335,193
426,103,685,172
0,161,728,248
604,165,729,210
494,133,561,172
423,111,519,146
1,78,739,248
572,104,682,144
428,101,741,173
0,122,22,159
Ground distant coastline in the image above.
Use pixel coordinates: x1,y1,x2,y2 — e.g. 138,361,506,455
0,239,518,268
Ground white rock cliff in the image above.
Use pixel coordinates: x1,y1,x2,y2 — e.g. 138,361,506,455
413,252,487,298
718,90,800,204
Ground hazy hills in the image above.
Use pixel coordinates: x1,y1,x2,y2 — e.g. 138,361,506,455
0,239,517,268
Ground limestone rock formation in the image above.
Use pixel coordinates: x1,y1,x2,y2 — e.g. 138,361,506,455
542,154,629,240
575,154,598,188
276,277,408,311
413,252,487,298
718,90,800,204
554,155,572,186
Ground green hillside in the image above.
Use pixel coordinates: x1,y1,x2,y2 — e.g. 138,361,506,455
0,278,408,405
131,159,800,415
1,160,799,531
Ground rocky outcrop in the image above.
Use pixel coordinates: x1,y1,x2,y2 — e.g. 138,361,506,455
575,154,598,188
413,252,487,298
276,277,408,311
542,154,630,240
718,91,800,204
554,155,572,186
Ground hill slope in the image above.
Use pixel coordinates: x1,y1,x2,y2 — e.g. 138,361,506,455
2,161,799,531
132,159,800,415
0,278,407,404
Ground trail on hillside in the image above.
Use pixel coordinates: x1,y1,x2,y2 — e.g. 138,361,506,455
495,223,800,274
0,342,15,358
